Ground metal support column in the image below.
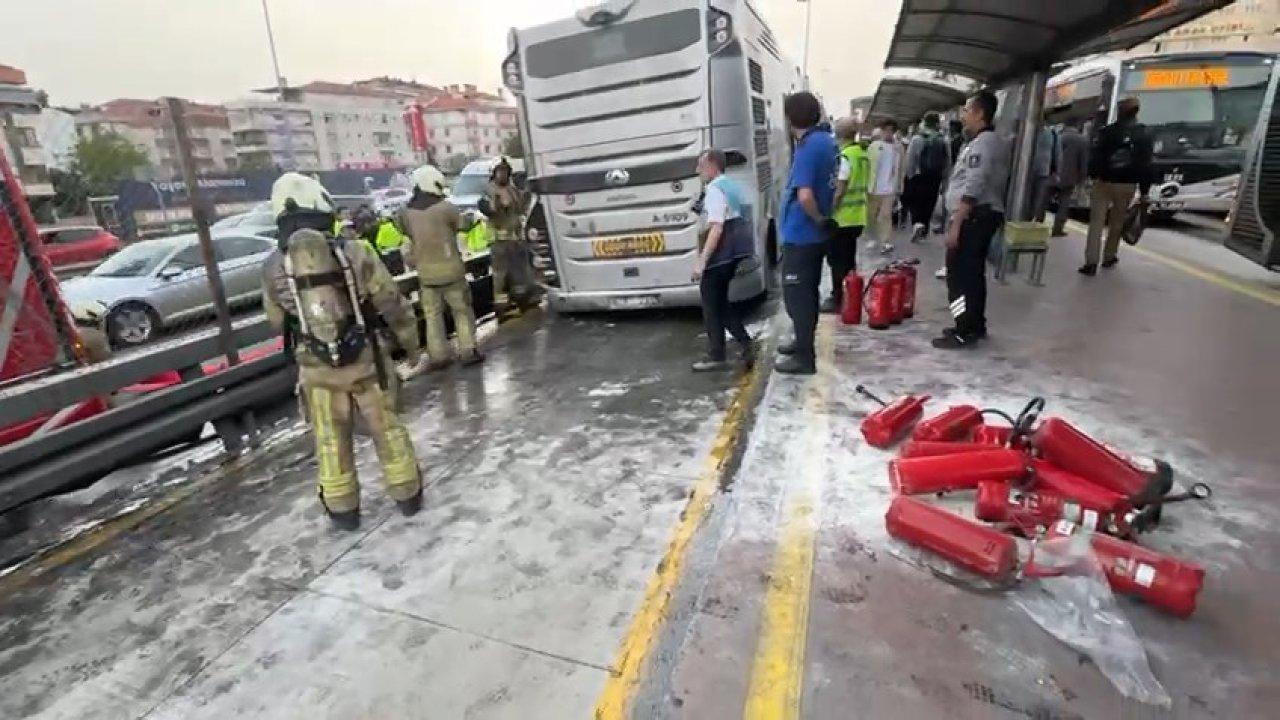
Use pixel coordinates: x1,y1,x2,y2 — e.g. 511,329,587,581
1008,71,1047,222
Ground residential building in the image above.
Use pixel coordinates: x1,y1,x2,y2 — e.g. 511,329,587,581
420,84,519,163
1143,0,1280,52
0,63,55,210
76,98,238,178
226,97,322,172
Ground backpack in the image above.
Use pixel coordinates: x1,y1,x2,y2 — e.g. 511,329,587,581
1105,127,1140,174
283,229,371,368
920,134,949,176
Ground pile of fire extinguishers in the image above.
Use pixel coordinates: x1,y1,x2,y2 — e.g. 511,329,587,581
840,259,920,329
855,385,1213,619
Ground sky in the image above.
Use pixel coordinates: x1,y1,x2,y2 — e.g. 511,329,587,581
0,0,901,115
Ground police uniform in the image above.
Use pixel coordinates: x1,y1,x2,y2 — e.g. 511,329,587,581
483,178,533,310
262,173,423,529
942,127,1010,342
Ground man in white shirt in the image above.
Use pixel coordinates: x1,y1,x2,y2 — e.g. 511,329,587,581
867,120,903,251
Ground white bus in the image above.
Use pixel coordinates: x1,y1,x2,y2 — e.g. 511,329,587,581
1046,51,1276,220
503,0,803,311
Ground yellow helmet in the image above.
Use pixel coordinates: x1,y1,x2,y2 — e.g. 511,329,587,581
271,172,335,219
411,165,448,196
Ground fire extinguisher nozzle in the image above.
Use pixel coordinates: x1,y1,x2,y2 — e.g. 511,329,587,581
855,385,887,407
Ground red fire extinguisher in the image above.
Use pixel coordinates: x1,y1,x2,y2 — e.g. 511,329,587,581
856,385,929,448
840,272,863,325
972,424,1014,446
912,405,984,442
885,495,1019,582
886,266,906,325
1046,521,1205,618
889,448,1030,495
1031,417,1173,505
899,439,999,459
975,481,1124,536
898,259,919,319
864,270,894,329
1029,459,1133,517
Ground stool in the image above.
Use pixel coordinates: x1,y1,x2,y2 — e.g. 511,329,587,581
997,221,1050,286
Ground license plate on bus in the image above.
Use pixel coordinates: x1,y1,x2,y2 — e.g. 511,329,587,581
608,294,660,310
591,233,666,259
1155,200,1184,212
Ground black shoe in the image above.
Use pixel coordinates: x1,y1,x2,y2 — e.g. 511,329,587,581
460,349,485,367
931,332,980,350
819,297,839,314
1101,257,1119,268
327,508,361,531
1078,263,1098,276
739,341,757,370
1050,230,1068,237
692,356,730,372
777,342,797,356
944,326,988,340
396,491,423,517
775,356,816,375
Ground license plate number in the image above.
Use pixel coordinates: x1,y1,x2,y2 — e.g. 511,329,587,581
1155,200,1184,212
592,233,666,258
608,295,659,310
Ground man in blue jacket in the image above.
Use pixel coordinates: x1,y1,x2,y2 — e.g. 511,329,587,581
776,91,838,375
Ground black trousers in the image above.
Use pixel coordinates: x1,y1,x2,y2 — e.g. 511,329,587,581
782,242,826,362
904,173,944,228
700,258,751,361
826,225,861,303
945,208,1003,337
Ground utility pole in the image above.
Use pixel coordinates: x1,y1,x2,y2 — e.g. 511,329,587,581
260,0,296,170
165,97,239,366
800,0,813,82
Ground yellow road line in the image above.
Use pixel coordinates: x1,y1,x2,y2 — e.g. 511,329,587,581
743,323,833,720
1063,219,1280,307
593,356,766,720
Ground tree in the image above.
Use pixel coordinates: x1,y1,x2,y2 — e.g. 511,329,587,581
50,168,90,216
72,132,149,196
502,132,524,159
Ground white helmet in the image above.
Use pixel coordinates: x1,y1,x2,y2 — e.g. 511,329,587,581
271,172,335,219
411,165,448,196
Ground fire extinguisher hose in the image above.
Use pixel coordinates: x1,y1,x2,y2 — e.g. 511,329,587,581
978,396,1047,447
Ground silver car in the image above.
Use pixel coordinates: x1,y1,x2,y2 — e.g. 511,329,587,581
60,232,276,347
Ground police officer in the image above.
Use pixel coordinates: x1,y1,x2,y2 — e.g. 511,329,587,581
823,117,869,313
262,173,424,529
479,157,533,316
401,164,484,369
934,90,1011,350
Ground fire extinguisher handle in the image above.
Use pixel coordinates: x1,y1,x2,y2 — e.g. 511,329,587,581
1164,482,1213,503
1012,397,1047,436
855,384,887,407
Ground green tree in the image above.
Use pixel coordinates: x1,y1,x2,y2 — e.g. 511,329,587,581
50,168,90,216
72,132,149,195
502,132,524,159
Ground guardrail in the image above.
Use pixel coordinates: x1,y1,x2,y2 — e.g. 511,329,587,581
0,254,494,514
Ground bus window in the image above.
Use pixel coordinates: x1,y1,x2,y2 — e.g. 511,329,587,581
524,9,702,79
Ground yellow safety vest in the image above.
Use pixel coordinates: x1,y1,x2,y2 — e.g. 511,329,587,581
463,220,493,253
834,143,870,228
374,220,405,252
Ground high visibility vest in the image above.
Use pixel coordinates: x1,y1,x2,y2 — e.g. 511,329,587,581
834,143,869,228
463,220,493,253
374,220,405,252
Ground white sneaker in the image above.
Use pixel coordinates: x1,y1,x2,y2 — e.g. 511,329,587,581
935,267,947,279
912,223,925,242
880,243,895,254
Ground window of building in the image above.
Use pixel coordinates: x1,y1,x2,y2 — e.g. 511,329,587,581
446,145,452,154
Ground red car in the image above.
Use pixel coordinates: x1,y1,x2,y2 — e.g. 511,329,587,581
38,225,121,269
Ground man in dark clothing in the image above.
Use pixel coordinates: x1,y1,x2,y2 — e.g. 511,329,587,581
1048,119,1090,237
1081,97,1153,275
776,92,838,375
903,112,950,242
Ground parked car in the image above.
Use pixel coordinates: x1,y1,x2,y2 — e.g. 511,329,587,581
372,187,412,216
211,202,275,236
38,225,121,269
60,231,276,347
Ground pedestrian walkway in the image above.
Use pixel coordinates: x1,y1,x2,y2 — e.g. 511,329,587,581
655,225,1280,718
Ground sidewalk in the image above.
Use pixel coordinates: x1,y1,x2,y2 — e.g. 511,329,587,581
660,226,1280,718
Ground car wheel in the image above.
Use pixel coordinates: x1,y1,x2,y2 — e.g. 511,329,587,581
107,303,160,347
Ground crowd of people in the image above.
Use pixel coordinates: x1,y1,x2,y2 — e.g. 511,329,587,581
692,89,1157,373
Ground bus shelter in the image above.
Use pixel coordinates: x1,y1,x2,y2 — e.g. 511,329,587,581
878,0,1234,220
867,78,968,129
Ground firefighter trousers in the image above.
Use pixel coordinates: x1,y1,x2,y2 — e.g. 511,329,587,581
305,379,421,513
490,239,536,308
421,278,476,361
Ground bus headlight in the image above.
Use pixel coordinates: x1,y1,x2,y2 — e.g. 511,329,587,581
502,48,524,94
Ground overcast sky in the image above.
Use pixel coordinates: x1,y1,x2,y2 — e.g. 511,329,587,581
1,0,900,114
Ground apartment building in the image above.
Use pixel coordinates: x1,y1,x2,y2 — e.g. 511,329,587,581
0,63,55,210
225,97,322,172
420,85,519,162
76,98,238,179
298,82,415,169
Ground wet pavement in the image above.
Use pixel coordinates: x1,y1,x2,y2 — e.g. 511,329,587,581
2,216,1278,719
0,305,762,720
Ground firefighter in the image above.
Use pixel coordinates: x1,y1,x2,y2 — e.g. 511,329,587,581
261,172,424,530
479,157,534,316
401,164,484,369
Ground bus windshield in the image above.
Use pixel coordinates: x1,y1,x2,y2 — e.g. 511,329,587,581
524,9,701,79
1121,59,1272,163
